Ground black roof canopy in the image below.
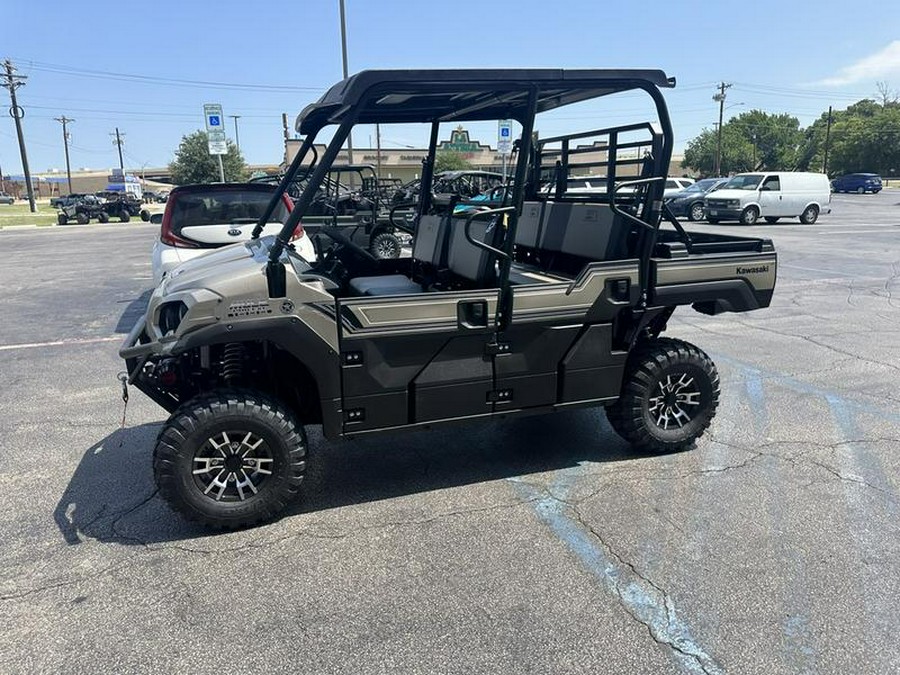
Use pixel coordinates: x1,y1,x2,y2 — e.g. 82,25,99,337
296,69,675,134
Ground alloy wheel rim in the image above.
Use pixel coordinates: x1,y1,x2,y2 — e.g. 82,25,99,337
192,430,274,502
376,237,398,258
691,203,704,220
648,373,702,430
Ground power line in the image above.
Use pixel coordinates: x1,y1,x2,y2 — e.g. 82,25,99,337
14,58,328,93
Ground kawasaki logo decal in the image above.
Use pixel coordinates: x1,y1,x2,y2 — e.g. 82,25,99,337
736,265,769,274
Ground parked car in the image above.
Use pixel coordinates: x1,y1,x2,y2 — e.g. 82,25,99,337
663,177,695,198
830,173,882,194
0,192,14,205
50,193,87,209
151,182,316,285
665,177,729,221
705,172,832,225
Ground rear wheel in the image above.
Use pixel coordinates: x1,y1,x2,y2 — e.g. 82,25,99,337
739,206,759,225
370,231,402,259
57,213,68,225
688,202,705,222
154,389,308,529
76,212,89,225
607,338,720,453
140,209,151,222
856,186,865,194
98,212,109,223
800,204,819,224
120,212,130,223
764,216,780,224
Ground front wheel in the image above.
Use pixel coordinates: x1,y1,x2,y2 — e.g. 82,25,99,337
98,212,109,223
154,390,308,529
799,205,819,224
140,209,151,222
856,186,865,194
739,206,759,225
76,212,89,225
370,231,402,259
57,213,68,225
120,212,130,223
688,202,705,222
606,338,720,453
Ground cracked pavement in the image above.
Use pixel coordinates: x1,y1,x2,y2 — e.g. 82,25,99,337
1,192,899,674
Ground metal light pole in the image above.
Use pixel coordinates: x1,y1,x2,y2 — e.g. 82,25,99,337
54,116,75,194
822,106,833,176
339,0,354,167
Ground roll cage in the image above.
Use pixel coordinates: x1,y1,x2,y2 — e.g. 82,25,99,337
253,68,677,303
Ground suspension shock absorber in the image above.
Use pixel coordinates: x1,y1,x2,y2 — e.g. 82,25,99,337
221,343,245,384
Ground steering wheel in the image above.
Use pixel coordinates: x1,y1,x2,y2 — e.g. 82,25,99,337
317,226,378,262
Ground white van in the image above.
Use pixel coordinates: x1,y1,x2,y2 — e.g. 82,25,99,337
704,172,831,225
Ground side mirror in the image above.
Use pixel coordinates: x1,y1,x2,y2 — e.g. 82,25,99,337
150,213,163,225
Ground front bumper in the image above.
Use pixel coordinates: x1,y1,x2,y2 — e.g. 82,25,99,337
705,206,742,219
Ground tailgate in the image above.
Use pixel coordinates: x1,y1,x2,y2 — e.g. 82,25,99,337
650,233,776,314
179,221,283,246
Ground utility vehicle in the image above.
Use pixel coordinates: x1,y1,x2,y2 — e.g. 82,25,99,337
121,69,777,528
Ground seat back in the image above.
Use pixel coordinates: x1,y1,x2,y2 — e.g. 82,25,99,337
412,215,450,267
446,217,498,285
515,201,544,249
537,201,629,262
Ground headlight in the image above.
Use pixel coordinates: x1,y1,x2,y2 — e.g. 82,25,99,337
727,199,741,207
158,301,188,336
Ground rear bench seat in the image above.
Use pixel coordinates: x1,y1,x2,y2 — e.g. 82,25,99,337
513,200,630,277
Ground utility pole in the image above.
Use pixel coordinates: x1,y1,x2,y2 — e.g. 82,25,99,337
712,82,732,176
54,116,75,194
822,105,833,176
2,59,36,212
338,0,354,166
376,122,382,178
110,128,125,171
229,115,241,151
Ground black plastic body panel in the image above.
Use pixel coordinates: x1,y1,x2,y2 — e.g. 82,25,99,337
558,324,627,402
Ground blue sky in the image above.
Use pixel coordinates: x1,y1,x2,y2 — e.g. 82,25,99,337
2,0,899,174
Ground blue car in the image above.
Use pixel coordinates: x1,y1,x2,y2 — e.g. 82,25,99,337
664,177,729,221
830,173,882,194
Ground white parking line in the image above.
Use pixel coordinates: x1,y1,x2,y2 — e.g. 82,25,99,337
0,336,121,352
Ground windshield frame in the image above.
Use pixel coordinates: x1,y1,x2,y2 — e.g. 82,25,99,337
723,174,764,190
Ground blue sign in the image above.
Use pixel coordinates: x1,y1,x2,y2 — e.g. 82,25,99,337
500,127,510,137
208,115,221,127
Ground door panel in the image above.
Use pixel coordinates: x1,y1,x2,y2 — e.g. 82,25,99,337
500,260,640,410
337,289,498,432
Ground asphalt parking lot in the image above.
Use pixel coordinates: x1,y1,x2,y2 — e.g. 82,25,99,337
1,192,898,674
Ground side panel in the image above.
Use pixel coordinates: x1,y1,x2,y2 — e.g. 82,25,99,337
337,289,498,432
498,260,640,410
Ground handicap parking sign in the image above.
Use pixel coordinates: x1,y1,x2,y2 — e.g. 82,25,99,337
208,115,221,127
501,127,510,137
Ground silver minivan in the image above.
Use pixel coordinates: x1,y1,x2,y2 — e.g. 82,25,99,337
705,172,832,224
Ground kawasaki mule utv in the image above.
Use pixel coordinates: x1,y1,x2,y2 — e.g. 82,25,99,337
120,69,777,529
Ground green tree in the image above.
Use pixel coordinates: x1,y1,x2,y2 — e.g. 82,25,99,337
434,150,473,172
169,131,247,184
683,110,803,175
682,126,755,176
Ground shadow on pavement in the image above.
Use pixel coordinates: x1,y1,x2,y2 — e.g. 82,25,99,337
115,289,152,334
56,409,648,546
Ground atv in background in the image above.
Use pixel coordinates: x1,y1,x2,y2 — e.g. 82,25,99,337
57,195,108,225
255,164,409,259
96,191,151,223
